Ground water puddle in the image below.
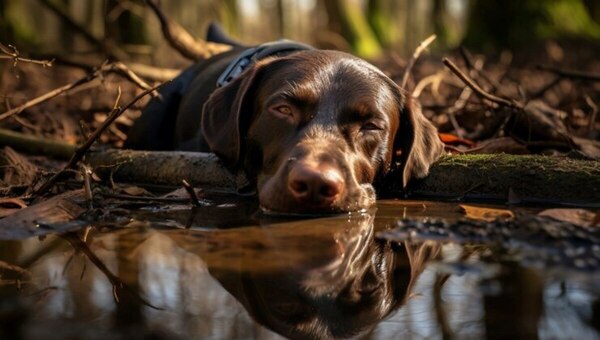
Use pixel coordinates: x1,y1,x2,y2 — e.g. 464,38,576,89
0,200,598,339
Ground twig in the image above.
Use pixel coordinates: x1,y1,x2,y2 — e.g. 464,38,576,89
32,82,167,197
146,0,231,60
536,64,600,82
81,164,93,209
4,98,40,131
0,43,53,67
459,46,502,91
585,95,598,136
127,62,180,82
445,86,473,140
412,71,445,98
400,34,436,89
48,55,180,82
182,179,201,207
110,62,159,97
442,58,522,109
112,86,123,112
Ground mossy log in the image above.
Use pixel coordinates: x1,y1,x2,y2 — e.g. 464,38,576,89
87,150,600,207
401,154,600,206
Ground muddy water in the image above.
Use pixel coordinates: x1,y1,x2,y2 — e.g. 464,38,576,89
0,200,598,339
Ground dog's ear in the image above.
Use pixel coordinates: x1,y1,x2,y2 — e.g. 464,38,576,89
201,65,264,168
394,94,444,187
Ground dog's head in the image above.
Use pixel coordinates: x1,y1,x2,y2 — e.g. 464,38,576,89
202,50,443,214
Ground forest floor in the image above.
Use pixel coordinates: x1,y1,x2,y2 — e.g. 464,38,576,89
0,37,599,227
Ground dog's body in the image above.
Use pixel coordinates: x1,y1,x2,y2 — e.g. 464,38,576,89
126,26,443,214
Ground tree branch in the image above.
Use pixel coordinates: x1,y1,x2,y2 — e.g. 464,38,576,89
32,82,167,197
442,58,522,109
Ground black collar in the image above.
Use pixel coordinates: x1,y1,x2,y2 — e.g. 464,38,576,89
216,40,313,87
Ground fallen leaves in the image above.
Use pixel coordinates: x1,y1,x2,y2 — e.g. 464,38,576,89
459,204,514,222
459,205,599,227
538,208,599,227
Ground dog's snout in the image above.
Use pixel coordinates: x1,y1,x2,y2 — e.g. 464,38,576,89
288,163,344,207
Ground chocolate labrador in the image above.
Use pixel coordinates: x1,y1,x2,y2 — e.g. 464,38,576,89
126,25,443,214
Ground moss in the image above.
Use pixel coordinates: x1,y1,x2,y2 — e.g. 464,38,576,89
402,154,600,205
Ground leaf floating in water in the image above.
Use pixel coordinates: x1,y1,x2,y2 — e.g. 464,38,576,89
538,208,598,227
459,204,514,222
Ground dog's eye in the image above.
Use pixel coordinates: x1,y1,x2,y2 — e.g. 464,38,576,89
272,105,293,116
360,122,383,132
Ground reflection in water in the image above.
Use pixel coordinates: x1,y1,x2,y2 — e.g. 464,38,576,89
195,213,439,339
0,202,598,339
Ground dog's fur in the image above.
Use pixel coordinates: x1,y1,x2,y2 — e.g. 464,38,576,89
126,25,444,214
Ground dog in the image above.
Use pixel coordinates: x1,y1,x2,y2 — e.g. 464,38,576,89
125,24,444,214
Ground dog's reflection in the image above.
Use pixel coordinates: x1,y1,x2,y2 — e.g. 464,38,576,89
198,213,441,339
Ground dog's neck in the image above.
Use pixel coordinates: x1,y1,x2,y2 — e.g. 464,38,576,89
216,40,314,87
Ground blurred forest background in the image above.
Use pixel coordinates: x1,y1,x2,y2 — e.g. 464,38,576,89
2,0,600,65
0,0,599,159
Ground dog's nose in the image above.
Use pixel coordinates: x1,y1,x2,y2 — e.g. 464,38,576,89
288,163,344,207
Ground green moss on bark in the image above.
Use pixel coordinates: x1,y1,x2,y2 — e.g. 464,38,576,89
402,154,600,206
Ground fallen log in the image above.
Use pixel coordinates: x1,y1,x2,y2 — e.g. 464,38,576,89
0,129,598,206
87,149,600,207
86,149,249,192
390,154,600,207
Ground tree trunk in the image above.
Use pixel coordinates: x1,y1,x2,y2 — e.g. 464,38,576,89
322,0,383,58
367,0,395,48
432,0,449,48
106,0,147,46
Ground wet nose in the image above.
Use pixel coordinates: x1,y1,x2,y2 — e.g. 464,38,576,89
287,163,344,207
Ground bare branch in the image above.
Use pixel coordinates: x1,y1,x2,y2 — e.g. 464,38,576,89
146,0,232,60
0,43,54,67
182,179,201,207
442,58,521,109
400,34,436,89
32,81,168,197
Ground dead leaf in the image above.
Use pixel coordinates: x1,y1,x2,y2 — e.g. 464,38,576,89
120,185,150,196
439,133,475,147
459,204,515,222
538,208,598,227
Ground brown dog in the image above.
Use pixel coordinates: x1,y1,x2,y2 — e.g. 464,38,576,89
126,31,443,214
